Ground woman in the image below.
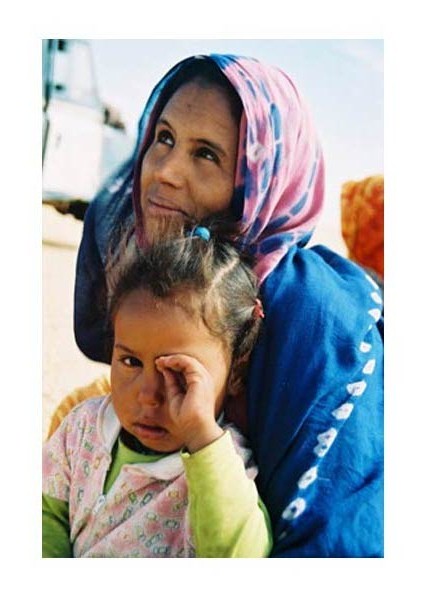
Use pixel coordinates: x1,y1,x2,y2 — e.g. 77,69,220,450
72,54,383,557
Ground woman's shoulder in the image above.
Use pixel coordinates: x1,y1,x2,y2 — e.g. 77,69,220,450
268,243,379,291
268,243,381,298
83,174,134,262
263,244,383,344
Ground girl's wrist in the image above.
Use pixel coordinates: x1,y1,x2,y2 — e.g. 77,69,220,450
185,423,224,454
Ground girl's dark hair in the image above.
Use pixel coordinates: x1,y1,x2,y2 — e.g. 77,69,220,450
106,218,262,389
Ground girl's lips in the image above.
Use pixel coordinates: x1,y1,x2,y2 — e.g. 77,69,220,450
132,422,168,440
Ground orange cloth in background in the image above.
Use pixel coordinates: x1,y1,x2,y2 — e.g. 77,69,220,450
341,175,384,280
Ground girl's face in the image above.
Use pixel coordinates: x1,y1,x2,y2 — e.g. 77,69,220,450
139,81,239,233
110,289,232,453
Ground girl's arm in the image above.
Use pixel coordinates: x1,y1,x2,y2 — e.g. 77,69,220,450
156,354,272,558
43,409,76,558
42,495,73,558
182,430,272,558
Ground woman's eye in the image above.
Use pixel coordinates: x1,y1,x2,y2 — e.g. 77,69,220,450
156,129,174,146
120,356,142,368
196,147,219,164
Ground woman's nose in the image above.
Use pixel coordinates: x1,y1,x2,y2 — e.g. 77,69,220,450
136,369,164,407
154,148,186,188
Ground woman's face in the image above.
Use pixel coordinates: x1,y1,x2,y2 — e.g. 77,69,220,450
139,81,239,230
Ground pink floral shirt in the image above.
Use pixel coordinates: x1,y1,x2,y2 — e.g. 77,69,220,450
43,395,255,558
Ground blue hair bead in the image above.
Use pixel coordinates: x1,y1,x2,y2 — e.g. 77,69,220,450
191,226,211,242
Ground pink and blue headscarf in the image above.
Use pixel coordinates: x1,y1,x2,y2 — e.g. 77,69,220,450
132,54,325,282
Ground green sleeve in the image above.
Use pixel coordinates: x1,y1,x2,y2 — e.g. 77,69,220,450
42,494,73,558
181,431,272,558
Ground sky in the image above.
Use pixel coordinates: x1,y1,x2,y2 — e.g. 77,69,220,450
88,39,383,242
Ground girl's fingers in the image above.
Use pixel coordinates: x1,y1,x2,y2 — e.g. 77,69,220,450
158,364,184,398
156,354,204,383
156,355,213,412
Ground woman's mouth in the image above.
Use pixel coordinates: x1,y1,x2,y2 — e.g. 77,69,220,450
147,198,189,217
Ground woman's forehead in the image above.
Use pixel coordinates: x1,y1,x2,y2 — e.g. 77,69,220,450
159,81,238,131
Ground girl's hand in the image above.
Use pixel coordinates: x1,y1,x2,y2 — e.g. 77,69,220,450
155,354,223,453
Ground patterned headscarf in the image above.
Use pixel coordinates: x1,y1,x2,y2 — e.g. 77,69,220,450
132,54,325,282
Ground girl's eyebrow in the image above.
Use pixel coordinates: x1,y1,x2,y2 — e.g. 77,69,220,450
157,117,226,158
114,343,137,354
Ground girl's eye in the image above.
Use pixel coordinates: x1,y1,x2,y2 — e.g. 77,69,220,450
120,356,142,368
196,147,219,163
156,129,174,147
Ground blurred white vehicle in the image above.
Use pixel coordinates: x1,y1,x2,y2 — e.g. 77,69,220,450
42,39,135,219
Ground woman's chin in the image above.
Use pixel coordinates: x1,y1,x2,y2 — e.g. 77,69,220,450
142,211,189,244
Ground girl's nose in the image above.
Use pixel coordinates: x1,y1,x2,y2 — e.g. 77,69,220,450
136,369,164,407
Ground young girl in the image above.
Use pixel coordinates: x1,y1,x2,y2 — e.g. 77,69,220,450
42,223,271,558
